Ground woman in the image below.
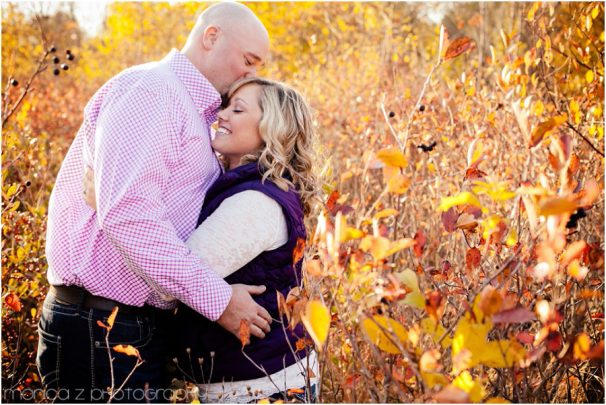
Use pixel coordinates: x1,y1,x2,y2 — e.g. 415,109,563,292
172,77,318,402
84,77,318,402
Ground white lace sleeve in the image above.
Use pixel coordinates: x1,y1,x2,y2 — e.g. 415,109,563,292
185,190,288,278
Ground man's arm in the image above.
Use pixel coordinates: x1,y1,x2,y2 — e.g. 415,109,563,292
92,85,270,336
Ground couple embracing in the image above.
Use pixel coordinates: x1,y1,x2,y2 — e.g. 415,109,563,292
39,2,318,403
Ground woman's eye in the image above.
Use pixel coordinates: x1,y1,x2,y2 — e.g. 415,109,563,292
233,109,243,113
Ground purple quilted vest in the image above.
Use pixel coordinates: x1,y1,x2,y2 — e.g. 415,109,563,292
173,162,307,382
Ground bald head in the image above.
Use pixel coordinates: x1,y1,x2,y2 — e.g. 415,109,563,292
182,2,270,95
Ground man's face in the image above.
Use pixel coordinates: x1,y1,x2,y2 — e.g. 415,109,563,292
210,26,268,95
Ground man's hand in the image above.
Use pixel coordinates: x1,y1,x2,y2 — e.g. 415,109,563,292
217,284,272,339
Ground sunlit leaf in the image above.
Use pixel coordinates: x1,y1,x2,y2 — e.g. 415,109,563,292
362,315,407,354
301,300,330,351
421,317,451,349
438,192,482,212
396,269,425,309
529,114,568,148
107,306,119,330
376,148,407,168
478,286,503,317
239,320,251,347
537,195,577,216
444,37,475,60
4,293,22,312
113,344,140,358
452,371,485,403
292,238,306,264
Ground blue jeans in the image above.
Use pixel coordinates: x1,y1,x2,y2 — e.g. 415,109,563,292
36,290,172,403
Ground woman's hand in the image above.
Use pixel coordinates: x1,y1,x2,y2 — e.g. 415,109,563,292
83,166,97,210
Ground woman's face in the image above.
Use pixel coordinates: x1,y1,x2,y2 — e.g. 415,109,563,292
213,84,264,168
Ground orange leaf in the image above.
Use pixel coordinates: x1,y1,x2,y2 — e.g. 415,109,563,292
292,238,306,264
444,37,475,60
287,388,305,396
113,344,141,358
107,306,119,330
239,320,251,347
478,286,503,317
529,114,568,148
97,320,109,330
5,293,22,312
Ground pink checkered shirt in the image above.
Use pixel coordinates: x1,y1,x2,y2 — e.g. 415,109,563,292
46,49,232,320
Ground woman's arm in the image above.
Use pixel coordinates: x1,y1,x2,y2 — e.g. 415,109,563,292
186,190,288,278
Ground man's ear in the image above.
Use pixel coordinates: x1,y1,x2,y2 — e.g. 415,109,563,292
201,25,220,50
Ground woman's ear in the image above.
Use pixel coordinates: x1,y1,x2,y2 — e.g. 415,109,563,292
201,25,220,50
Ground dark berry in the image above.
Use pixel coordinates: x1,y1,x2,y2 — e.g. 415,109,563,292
388,111,395,118
25,180,31,187
61,64,69,71
53,68,60,76
419,105,426,112
53,56,60,64
10,79,18,86
66,53,75,61
49,46,57,53
65,49,71,55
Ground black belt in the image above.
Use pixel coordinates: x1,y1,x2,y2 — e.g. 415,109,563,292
50,285,156,316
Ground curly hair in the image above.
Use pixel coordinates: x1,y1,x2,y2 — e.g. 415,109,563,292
224,77,317,215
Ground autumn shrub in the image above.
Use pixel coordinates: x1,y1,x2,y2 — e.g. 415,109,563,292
2,2,604,403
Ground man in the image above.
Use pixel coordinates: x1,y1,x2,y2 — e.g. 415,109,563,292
39,3,271,402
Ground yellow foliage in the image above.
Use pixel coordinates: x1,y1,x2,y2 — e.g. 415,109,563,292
362,315,408,354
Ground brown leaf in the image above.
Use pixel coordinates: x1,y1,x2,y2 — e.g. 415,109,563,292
441,207,459,233
304,259,322,277
464,167,487,181
113,344,141,358
444,37,475,61
292,238,306,265
465,247,481,270
239,320,251,347
493,306,536,324
413,229,426,258
5,293,22,312
425,291,444,321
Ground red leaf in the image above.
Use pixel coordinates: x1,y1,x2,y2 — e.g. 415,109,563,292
292,238,306,264
493,306,536,324
326,190,339,214
516,331,535,345
465,247,481,270
444,36,475,60
441,207,459,233
97,320,109,330
239,320,251,347
5,293,22,312
546,331,563,352
413,229,426,258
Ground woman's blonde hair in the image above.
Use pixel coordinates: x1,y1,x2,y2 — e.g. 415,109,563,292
224,77,317,215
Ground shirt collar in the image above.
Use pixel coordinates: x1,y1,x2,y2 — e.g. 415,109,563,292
164,49,221,125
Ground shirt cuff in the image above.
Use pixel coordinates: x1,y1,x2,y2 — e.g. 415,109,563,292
196,274,233,321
